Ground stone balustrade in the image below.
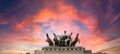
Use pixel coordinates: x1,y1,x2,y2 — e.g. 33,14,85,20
42,46,85,51
35,46,93,54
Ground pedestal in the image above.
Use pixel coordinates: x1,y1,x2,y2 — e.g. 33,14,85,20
34,46,92,54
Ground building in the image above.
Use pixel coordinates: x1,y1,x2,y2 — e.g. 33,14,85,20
34,31,108,54
35,46,92,54
34,50,43,54
93,52,108,54
84,50,92,54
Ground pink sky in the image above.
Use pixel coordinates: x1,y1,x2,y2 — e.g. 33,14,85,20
0,0,120,54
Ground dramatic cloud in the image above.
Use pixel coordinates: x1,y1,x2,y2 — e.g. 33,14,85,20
0,0,120,54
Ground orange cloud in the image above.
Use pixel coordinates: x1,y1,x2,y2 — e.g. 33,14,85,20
78,33,106,51
81,16,97,31
33,0,78,23
33,8,57,22
14,16,33,32
32,24,41,34
1,36,45,43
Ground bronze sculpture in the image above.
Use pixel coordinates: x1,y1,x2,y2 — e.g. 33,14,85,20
46,31,80,47
65,36,71,46
59,31,67,46
65,32,72,46
70,33,80,46
46,33,53,46
69,32,72,41
53,33,59,46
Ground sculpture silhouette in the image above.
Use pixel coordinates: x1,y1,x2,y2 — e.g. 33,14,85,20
71,33,80,46
65,32,72,46
59,31,68,46
53,33,59,46
69,32,72,41
45,31,80,47
46,33,53,46
65,36,71,46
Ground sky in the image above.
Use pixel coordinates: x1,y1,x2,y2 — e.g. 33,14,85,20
0,0,120,54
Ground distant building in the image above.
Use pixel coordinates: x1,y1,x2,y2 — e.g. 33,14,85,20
93,52,108,54
84,50,92,54
34,50,43,54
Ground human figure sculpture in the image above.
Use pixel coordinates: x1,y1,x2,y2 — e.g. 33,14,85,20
46,33,53,46
59,31,67,46
53,33,59,46
69,32,72,41
70,33,80,46
65,32,72,46
62,31,68,40
59,36,65,46
65,36,71,46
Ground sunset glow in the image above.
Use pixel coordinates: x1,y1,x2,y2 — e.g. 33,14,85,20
0,0,120,54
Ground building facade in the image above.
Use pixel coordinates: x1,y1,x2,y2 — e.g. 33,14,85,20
34,46,92,54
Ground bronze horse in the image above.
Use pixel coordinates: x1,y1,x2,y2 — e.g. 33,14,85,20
53,33,59,46
70,33,80,46
46,33,53,46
